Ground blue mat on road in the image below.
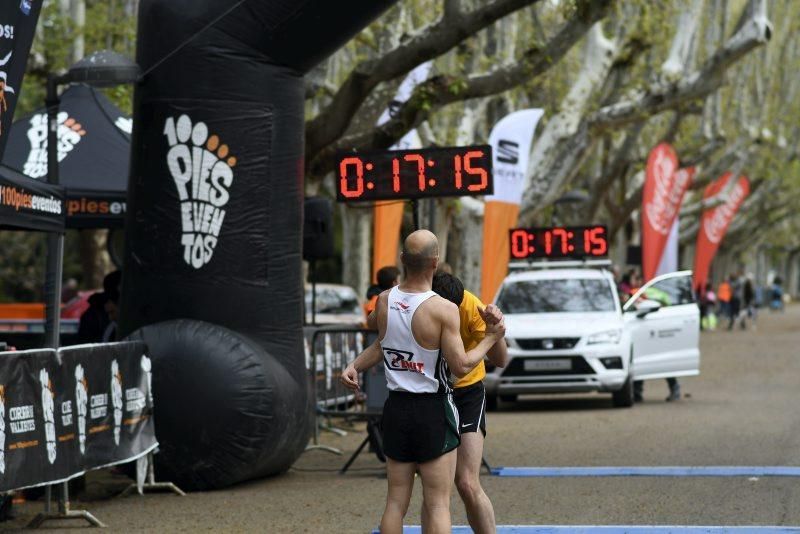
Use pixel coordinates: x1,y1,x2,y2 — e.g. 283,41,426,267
492,466,800,477
372,527,800,533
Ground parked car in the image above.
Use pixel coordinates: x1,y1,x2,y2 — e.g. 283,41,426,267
484,267,700,409
304,283,363,326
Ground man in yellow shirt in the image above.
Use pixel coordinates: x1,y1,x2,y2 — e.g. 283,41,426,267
343,272,508,533
431,272,507,534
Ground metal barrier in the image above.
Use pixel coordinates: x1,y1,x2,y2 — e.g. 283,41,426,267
303,327,385,466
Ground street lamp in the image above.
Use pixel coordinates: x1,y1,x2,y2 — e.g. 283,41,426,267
551,190,590,225
43,51,140,349
35,50,139,530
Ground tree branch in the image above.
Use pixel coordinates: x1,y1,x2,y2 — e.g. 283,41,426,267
305,0,545,162
308,0,613,178
587,0,772,133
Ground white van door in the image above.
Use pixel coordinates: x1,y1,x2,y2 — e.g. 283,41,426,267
623,271,700,380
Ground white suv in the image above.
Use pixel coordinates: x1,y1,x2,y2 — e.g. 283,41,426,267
485,268,700,408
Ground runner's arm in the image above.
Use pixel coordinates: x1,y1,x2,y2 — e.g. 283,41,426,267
340,340,382,391
483,304,509,367
486,337,508,368
440,303,504,378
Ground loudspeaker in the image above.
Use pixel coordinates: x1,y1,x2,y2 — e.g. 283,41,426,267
626,245,642,267
303,197,334,261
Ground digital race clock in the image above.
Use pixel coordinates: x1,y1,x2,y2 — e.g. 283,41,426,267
509,225,609,260
335,145,493,202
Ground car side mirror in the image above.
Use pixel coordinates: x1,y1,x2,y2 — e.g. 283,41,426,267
633,299,661,318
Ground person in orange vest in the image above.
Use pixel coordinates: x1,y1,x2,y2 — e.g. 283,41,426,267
717,277,732,325
363,266,400,323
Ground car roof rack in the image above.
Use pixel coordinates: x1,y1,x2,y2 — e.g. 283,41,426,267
508,258,613,270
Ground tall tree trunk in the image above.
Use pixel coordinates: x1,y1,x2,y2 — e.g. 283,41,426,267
447,198,483,295
68,0,112,287
340,205,372,299
79,230,112,288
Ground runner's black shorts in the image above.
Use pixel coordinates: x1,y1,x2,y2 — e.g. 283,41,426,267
381,390,460,463
452,381,486,436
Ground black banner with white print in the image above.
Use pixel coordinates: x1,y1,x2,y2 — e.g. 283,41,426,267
0,341,157,492
0,0,42,160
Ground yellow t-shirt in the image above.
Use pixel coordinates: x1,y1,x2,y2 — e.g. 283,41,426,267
454,290,487,388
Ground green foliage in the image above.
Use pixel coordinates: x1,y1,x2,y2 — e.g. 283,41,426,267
2,1,136,302
18,0,137,117
0,231,85,302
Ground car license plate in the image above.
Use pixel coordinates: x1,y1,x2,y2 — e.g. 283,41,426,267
524,359,571,371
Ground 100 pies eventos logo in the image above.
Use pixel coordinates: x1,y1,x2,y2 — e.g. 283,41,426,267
164,114,236,269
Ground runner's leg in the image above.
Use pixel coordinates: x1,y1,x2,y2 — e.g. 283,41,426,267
380,458,416,534
418,449,457,534
455,431,496,534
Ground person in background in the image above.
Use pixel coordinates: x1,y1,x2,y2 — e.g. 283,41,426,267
61,278,79,304
103,287,120,342
700,283,717,331
770,276,784,312
618,269,636,305
77,271,122,344
728,273,743,331
741,273,756,330
633,276,681,402
363,265,400,322
716,277,732,323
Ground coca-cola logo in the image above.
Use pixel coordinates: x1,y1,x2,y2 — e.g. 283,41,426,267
703,181,747,244
645,166,692,236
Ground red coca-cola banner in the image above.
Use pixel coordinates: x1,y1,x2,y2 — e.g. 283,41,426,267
642,143,694,281
693,172,750,291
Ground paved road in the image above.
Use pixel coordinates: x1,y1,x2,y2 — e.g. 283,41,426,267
8,306,800,532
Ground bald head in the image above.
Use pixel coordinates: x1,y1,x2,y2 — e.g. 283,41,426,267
401,230,439,274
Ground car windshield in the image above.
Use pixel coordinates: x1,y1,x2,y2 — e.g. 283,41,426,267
496,278,616,313
305,287,360,314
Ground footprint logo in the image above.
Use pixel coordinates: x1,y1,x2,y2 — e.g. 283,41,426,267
39,369,57,464
23,112,86,179
140,355,153,406
163,114,236,269
0,385,6,474
111,360,123,446
74,364,88,455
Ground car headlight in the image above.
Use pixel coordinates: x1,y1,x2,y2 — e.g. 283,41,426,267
586,329,622,345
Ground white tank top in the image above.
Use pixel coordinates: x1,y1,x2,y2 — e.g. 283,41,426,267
380,286,452,394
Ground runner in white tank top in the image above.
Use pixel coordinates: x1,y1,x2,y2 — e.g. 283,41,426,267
381,286,452,394
336,230,506,534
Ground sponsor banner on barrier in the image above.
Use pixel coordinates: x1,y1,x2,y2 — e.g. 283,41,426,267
0,341,157,492
304,328,370,408
0,0,42,160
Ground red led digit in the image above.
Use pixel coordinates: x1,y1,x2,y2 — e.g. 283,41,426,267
453,155,463,189
404,153,427,192
591,226,608,256
552,228,569,254
510,229,529,258
391,158,401,193
339,157,365,199
464,150,488,192
544,231,553,255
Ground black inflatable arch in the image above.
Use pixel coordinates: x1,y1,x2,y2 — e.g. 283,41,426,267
120,0,395,490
